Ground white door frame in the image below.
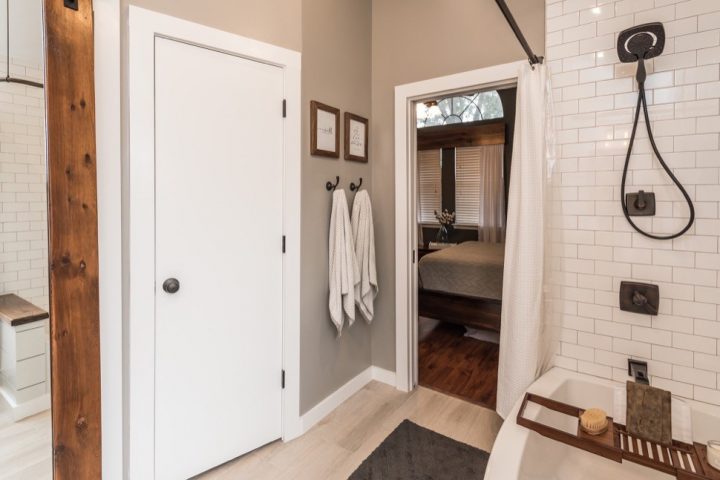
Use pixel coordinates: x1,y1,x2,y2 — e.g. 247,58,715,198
94,1,124,477
394,61,523,392
127,7,302,478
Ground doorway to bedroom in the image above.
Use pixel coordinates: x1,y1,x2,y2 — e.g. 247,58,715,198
414,86,516,409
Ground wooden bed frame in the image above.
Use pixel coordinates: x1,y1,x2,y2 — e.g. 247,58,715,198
418,288,501,332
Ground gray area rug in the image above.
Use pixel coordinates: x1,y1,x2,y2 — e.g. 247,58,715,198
349,420,490,479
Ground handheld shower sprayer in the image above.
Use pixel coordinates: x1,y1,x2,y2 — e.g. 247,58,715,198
617,23,695,240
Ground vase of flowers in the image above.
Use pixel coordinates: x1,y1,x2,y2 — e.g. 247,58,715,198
434,209,455,243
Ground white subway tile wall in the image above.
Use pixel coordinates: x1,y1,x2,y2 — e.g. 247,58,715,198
547,0,720,405
0,59,48,310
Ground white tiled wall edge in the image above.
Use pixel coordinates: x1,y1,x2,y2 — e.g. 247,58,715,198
547,0,720,406
0,58,48,310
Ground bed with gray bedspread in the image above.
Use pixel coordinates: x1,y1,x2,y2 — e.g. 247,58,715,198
418,241,505,300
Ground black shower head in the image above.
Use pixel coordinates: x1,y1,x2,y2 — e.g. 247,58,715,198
617,22,666,63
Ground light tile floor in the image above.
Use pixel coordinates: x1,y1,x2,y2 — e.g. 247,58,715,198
0,406,51,480
0,381,503,480
201,381,503,480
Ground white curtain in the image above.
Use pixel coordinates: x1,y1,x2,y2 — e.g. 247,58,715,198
497,63,556,419
416,163,424,247
478,145,505,243
455,145,506,243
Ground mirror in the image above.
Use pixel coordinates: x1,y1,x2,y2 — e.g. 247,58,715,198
0,0,51,477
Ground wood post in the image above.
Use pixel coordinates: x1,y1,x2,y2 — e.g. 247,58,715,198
44,0,102,477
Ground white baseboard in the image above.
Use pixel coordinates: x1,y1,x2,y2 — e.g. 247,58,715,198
371,366,397,387
13,394,50,421
301,367,373,432
0,387,50,422
300,365,399,434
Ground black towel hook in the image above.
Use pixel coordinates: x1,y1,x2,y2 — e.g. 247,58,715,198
326,176,340,191
350,177,363,192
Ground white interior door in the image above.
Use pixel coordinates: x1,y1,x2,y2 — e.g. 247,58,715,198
154,37,284,480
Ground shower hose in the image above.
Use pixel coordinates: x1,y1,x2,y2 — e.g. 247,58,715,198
621,62,695,240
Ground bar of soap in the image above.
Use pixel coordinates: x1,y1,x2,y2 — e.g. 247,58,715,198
626,381,672,445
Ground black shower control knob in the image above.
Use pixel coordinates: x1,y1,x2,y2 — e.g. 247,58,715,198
636,190,647,210
163,278,180,294
632,291,647,307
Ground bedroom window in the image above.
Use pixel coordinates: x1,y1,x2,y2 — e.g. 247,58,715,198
416,87,511,241
416,90,504,129
417,149,442,224
455,147,482,226
418,145,505,228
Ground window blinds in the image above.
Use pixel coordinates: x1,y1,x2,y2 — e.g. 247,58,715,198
417,149,441,224
455,144,504,226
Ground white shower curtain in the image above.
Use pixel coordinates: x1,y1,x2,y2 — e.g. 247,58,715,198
497,63,556,419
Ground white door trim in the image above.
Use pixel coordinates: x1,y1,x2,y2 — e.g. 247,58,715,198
94,0,123,478
394,61,523,392
127,7,302,478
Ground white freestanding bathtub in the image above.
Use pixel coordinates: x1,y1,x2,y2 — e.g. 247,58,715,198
485,368,720,480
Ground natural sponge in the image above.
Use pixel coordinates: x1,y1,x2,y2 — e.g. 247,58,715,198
580,408,609,436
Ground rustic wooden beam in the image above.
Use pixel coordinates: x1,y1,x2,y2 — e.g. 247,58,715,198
417,119,506,151
44,0,102,478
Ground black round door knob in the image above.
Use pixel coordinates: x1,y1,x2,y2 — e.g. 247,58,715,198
163,278,180,294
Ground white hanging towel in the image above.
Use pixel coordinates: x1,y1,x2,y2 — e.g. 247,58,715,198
328,189,359,335
351,190,378,322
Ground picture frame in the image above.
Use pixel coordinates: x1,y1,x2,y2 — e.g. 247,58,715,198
344,112,369,162
310,100,340,158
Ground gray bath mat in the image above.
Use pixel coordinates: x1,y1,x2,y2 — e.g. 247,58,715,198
349,420,490,479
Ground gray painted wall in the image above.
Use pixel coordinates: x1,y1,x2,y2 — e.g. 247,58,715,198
128,0,302,51
300,0,373,414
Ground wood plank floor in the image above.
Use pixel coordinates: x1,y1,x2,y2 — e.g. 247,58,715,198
0,410,51,480
201,382,503,480
418,320,499,409
0,383,503,480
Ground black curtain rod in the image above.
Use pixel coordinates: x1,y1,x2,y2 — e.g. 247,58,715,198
2,77,44,89
494,0,544,66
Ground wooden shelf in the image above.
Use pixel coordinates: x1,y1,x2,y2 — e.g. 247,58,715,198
0,294,49,327
516,393,720,480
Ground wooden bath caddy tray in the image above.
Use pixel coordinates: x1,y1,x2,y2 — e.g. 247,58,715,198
516,393,720,480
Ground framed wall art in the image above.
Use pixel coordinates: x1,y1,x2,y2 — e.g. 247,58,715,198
344,112,368,162
310,101,340,157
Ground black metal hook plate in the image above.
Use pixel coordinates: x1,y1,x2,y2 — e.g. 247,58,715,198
620,281,659,316
625,191,656,216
